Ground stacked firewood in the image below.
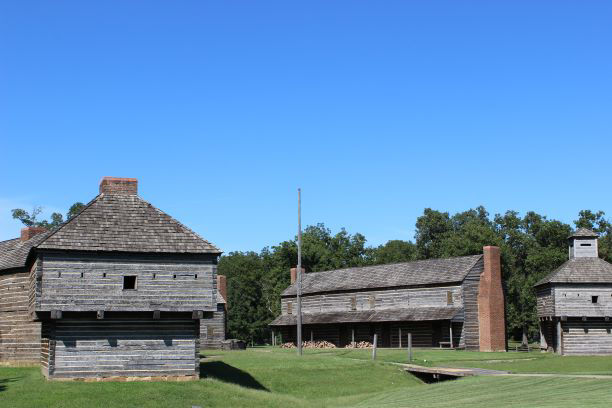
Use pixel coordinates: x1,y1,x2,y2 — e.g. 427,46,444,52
279,341,338,349
280,342,296,349
303,340,337,349
344,341,373,349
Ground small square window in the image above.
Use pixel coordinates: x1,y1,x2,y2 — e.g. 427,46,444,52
447,291,453,305
350,296,357,311
287,302,293,315
103,273,107,278
123,276,137,290
592,296,599,304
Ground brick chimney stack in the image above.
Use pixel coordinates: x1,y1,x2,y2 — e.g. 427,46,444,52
478,246,506,352
217,275,227,308
99,177,138,195
20,226,47,242
290,267,305,285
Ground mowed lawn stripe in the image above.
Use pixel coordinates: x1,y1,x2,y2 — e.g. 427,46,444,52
356,376,612,408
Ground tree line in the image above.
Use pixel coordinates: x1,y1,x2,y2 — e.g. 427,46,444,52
219,207,612,345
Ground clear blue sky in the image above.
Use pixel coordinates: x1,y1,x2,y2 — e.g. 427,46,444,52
1,1,611,253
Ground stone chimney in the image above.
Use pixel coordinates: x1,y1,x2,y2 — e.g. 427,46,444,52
21,226,47,242
290,267,305,285
217,274,227,306
477,246,506,352
99,177,138,195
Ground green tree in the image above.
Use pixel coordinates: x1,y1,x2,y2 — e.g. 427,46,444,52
11,202,85,229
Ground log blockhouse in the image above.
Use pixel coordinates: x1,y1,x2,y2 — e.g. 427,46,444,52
0,177,226,379
270,246,506,351
535,228,612,355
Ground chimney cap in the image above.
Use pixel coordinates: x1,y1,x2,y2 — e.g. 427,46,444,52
99,177,138,195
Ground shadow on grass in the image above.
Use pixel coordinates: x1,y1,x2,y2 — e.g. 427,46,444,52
200,361,268,391
0,377,22,393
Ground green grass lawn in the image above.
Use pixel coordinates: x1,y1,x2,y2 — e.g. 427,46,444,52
1,348,612,407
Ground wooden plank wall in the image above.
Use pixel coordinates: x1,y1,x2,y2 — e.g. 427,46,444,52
562,318,612,355
536,285,555,317
44,317,198,379
0,271,41,363
460,257,483,350
200,304,225,349
281,286,462,315
39,253,217,312
553,285,612,317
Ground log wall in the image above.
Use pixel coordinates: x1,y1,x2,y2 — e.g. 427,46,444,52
38,253,217,312
42,316,199,379
200,303,225,349
562,318,612,355
536,285,555,317
281,285,462,315
0,271,41,363
460,257,483,350
553,285,612,317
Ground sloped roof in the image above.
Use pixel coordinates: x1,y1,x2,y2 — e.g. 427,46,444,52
535,257,612,286
269,306,463,326
38,193,221,254
282,255,482,296
570,228,599,239
0,231,51,271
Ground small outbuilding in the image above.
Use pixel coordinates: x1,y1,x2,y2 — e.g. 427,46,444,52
535,228,612,355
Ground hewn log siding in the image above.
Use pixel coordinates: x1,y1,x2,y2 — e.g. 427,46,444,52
200,304,225,349
536,285,555,317
43,317,198,379
0,271,41,363
39,253,217,312
281,286,462,315
553,285,612,317
461,257,483,350
562,318,612,355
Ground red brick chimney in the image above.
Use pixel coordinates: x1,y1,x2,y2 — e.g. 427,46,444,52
290,267,305,285
217,275,227,308
478,246,506,352
20,226,47,242
99,177,138,195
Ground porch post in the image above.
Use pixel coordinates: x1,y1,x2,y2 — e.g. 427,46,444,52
449,322,453,349
399,328,402,349
556,319,563,355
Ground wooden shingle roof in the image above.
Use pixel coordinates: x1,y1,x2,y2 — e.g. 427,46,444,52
269,306,463,326
38,193,221,254
570,228,599,239
0,232,51,272
282,255,482,296
535,257,612,286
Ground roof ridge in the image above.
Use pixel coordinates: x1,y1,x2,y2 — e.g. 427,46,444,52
304,254,483,276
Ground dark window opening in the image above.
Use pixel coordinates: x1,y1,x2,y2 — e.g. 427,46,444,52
195,274,198,279
80,272,84,278
153,273,156,279
58,272,61,278
592,296,599,304
103,273,107,278
173,274,177,279
123,275,137,290
580,243,592,247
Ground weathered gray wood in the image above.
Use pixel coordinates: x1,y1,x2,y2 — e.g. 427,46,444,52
43,317,199,379
408,332,412,362
461,257,483,350
200,303,225,349
281,285,463,315
372,333,377,360
37,253,217,313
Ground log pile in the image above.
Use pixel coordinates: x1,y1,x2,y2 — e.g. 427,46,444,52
279,341,337,349
303,340,336,349
344,341,373,349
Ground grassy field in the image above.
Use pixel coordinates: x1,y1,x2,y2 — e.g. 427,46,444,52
1,348,612,407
